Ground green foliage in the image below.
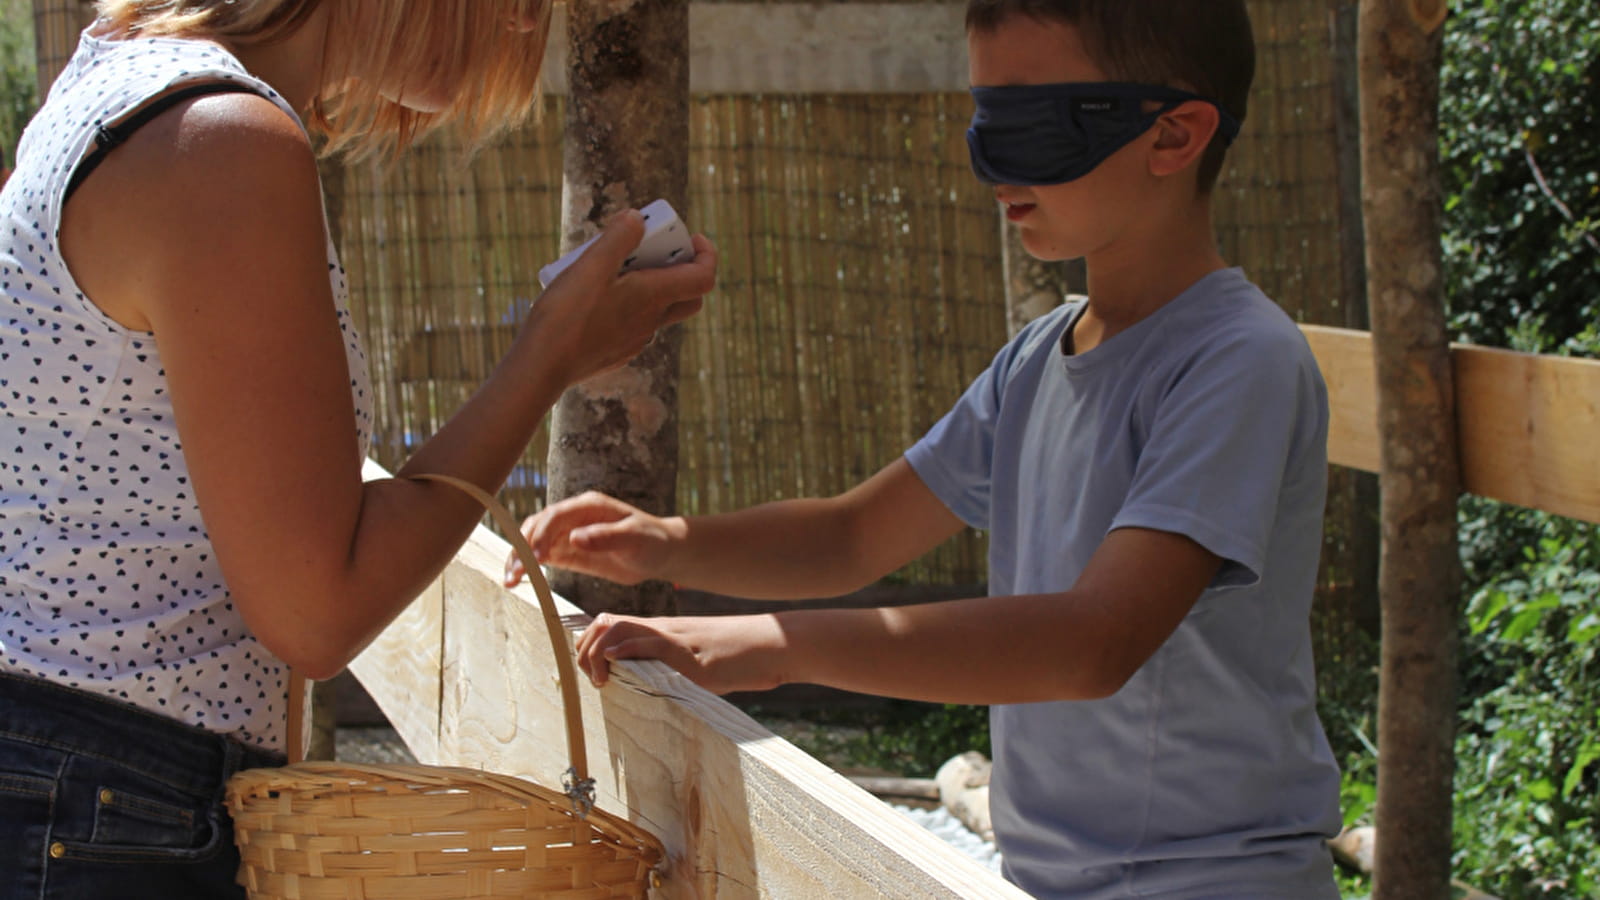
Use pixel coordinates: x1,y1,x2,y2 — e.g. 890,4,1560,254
1451,506,1600,898
1315,625,1380,825
0,0,38,172
754,701,990,777
1329,501,1600,898
1440,0,1600,351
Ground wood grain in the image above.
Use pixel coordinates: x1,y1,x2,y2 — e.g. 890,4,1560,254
1303,325,1600,524
350,458,1026,898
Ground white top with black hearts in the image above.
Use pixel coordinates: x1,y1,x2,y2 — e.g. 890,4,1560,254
0,29,372,753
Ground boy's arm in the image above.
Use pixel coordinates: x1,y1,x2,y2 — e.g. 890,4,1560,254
509,457,966,600
577,525,1222,703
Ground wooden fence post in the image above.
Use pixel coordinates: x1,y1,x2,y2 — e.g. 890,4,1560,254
1327,0,1382,639
547,0,691,616
1357,1,1461,898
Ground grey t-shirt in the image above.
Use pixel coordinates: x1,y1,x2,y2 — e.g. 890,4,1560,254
905,269,1342,899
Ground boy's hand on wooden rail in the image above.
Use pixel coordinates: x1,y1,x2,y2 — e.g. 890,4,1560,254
575,611,790,693
504,491,685,587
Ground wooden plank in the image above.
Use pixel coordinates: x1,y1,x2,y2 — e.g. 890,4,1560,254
1302,325,1600,524
349,464,1026,899
345,575,442,760
347,461,445,760
1454,343,1600,525
541,3,970,95
435,528,1025,899
1303,325,1381,474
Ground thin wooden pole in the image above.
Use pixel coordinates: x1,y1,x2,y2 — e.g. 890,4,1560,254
1328,0,1381,638
547,0,691,616
1357,1,1460,898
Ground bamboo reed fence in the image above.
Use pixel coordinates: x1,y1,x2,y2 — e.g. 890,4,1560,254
319,0,1367,611
26,0,1373,649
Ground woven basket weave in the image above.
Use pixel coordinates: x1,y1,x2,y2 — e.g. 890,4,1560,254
225,474,665,899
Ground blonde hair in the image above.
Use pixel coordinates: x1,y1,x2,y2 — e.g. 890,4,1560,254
95,0,551,161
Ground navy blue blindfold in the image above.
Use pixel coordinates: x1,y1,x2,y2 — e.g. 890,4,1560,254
966,82,1242,186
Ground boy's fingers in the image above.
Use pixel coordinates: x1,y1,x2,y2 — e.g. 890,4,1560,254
576,614,609,683
531,506,624,561
524,505,592,559
570,521,629,551
504,514,542,583
604,637,661,664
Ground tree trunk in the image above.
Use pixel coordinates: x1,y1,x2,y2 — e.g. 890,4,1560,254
1357,2,1461,899
547,0,690,616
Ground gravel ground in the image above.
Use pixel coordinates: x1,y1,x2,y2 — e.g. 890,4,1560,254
334,725,417,765
893,803,1005,874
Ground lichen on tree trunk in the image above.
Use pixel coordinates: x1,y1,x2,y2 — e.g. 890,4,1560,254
548,0,690,616
1357,2,1462,898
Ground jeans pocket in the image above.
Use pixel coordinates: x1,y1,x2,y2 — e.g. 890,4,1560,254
0,770,55,803
52,767,223,864
0,753,60,899
92,784,199,845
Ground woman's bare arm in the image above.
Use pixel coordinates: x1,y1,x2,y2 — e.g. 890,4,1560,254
61,93,714,678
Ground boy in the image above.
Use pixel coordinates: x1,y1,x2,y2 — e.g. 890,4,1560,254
507,0,1342,895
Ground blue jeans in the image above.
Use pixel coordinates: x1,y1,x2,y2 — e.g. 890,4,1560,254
0,672,285,899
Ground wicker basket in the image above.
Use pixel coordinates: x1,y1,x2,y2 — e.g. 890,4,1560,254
225,474,666,899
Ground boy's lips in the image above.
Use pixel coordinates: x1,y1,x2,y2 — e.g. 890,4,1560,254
1004,201,1037,222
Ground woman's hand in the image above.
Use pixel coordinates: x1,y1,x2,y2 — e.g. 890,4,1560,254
504,491,683,587
575,612,790,693
524,210,717,388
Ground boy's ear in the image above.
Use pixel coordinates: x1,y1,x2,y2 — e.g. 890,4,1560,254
1148,101,1220,180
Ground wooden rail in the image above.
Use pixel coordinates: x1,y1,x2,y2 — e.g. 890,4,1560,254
350,464,1026,899
1304,325,1600,524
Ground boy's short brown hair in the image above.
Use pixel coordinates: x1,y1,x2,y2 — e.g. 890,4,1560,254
966,0,1255,193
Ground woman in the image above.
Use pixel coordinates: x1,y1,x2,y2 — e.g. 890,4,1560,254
0,2,715,896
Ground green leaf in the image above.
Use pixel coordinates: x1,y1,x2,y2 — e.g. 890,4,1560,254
1502,595,1562,642
1564,742,1599,798
1569,612,1600,645
1470,589,1511,635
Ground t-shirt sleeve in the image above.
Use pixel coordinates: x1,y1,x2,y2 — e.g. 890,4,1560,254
904,360,1002,531
1111,325,1326,589
903,310,1067,530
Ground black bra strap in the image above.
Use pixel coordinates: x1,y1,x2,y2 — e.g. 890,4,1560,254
64,81,266,203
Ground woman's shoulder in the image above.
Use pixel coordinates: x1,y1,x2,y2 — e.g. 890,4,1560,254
38,28,294,165
57,28,248,96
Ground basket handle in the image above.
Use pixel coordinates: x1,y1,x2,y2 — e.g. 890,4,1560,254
409,473,594,809
283,474,596,814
